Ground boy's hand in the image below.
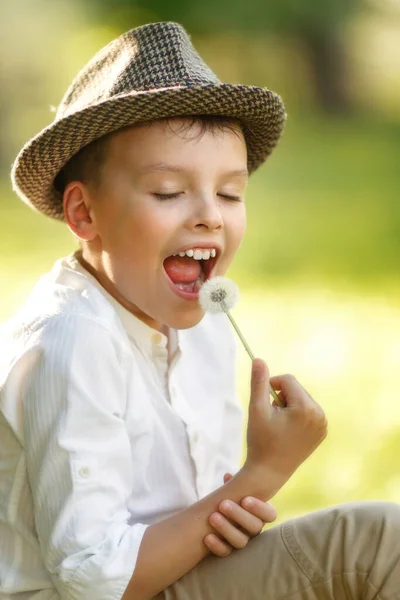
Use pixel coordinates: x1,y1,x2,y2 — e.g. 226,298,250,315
246,359,327,492
203,473,277,557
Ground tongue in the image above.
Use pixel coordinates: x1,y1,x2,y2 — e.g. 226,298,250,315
164,255,202,283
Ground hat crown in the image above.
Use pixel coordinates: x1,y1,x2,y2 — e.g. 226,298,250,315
12,21,286,221
57,22,220,119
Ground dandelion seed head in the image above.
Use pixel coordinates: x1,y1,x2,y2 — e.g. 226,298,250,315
199,277,239,314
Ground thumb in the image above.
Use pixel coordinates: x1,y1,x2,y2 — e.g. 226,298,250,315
250,359,271,410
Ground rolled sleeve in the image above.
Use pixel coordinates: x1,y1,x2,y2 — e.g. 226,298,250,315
23,314,147,600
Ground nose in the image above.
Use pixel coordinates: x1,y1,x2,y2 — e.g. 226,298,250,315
188,195,223,231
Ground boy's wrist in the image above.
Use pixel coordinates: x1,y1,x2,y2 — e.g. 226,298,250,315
238,461,289,502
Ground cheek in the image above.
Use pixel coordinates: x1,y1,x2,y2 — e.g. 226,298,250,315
228,205,247,249
217,208,246,274
106,209,172,265
96,202,132,248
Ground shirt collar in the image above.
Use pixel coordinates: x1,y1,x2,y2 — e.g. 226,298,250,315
64,253,181,361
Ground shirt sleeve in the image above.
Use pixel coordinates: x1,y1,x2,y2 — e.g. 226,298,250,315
22,314,148,600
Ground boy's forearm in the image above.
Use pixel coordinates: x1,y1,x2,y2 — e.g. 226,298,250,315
122,465,283,600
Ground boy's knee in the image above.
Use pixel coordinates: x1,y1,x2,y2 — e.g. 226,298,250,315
338,501,400,593
329,501,400,573
338,500,400,533
284,501,400,579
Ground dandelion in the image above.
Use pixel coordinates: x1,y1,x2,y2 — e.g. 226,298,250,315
199,277,239,314
199,277,282,405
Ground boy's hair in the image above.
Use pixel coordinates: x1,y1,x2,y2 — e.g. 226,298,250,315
54,115,245,197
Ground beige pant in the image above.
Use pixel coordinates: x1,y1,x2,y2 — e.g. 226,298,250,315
156,501,400,599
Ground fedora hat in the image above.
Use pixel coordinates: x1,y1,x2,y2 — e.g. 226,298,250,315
11,21,286,221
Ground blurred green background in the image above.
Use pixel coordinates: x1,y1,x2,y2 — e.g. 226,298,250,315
1,0,400,522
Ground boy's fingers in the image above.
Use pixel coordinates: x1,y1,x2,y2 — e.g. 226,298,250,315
203,533,233,557
269,374,296,394
241,497,278,523
270,374,315,408
209,512,250,549
250,359,271,408
218,500,264,536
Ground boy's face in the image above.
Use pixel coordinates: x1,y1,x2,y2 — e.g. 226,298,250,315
83,118,248,330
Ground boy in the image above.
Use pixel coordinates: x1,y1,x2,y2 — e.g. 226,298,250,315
1,21,399,600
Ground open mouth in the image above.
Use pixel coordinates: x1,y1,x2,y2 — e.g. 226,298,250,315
163,247,219,298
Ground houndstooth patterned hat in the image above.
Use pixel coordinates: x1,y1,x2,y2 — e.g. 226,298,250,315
11,21,286,221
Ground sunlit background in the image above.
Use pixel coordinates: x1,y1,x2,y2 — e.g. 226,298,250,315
1,0,400,522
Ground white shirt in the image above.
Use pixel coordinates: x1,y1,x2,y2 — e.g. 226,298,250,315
0,255,243,600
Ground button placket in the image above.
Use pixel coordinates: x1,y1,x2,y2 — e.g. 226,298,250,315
168,382,180,412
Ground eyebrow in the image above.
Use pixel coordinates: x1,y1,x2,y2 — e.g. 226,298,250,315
140,162,249,178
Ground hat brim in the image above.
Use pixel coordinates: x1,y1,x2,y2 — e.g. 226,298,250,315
11,83,286,221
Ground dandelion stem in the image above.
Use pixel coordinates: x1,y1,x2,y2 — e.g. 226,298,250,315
226,311,282,406
226,311,254,359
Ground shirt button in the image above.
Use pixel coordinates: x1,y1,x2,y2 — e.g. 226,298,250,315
78,466,91,479
192,431,200,444
151,332,163,345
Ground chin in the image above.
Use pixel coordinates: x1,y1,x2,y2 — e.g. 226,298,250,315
164,307,205,330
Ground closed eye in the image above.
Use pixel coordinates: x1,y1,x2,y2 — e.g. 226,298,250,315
219,194,242,202
153,192,181,200
153,192,242,202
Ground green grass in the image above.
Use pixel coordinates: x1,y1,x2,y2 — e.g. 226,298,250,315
234,287,400,522
230,114,400,292
0,184,74,318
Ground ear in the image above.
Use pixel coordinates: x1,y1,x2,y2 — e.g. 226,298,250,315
63,181,97,241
